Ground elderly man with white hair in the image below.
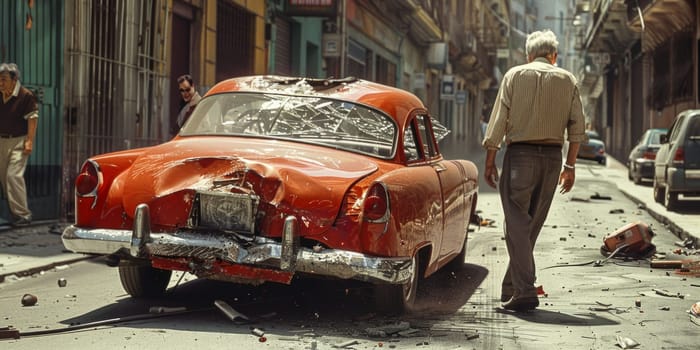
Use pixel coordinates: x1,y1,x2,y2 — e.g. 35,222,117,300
0,63,38,227
481,30,588,311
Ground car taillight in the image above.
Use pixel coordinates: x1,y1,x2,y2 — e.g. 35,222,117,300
363,183,389,223
75,160,101,196
642,150,656,160
672,147,684,167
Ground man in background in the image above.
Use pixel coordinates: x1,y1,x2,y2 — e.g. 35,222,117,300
0,63,38,227
172,74,201,135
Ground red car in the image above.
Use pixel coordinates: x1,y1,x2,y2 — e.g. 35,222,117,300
62,76,479,313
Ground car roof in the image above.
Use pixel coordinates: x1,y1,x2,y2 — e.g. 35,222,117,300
206,76,427,126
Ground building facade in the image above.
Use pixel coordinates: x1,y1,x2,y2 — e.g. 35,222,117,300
580,0,698,161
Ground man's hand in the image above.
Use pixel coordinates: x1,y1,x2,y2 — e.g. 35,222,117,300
559,168,575,194
484,164,499,189
23,139,33,155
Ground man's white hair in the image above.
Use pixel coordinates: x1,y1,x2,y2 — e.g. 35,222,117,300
525,30,559,58
0,63,20,80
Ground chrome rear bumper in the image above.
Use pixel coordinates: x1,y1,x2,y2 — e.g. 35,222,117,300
62,204,412,284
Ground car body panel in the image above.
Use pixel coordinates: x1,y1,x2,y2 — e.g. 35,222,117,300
628,128,667,181
63,76,479,290
577,130,606,164
654,110,700,203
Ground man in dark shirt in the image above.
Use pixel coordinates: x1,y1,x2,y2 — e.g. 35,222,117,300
171,74,201,135
0,63,38,226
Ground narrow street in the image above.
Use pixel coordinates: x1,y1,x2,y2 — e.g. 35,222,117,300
1,153,698,349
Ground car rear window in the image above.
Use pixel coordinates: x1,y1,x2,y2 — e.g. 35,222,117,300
180,92,397,158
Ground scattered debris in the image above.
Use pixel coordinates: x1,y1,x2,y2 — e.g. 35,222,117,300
334,339,360,348
689,302,700,326
251,328,265,337
635,299,641,307
659,306,670,311
465,331,479,340
0,326,20,340
609,209,624,214
591,193,612,200
675,238,695,249
571,196,590,202
21,294,37,307
650,260,685,269
601,222,655,259
57,278,67,287
615,335,640,349
149,306,187,314
559,237,567,241
652,288,685,299
365,321,411,337
214,299,249,322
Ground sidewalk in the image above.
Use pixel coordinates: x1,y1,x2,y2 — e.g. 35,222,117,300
0,155,697,284
0,221,90,284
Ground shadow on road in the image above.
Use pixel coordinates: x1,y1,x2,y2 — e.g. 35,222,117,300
495,308,619,326
59,261,489,335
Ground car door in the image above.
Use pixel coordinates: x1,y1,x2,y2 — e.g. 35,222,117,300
413,115,468,264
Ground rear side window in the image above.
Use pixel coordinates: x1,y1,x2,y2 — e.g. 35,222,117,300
688,117,700,139
669,116,685,142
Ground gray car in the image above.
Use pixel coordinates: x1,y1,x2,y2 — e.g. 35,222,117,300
653,109,700,210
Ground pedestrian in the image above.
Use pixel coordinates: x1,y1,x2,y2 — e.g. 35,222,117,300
481,29,587,311
0,63,38,227
172,74,202,135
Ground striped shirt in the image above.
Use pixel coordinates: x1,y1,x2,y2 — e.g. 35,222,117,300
482,57,587,150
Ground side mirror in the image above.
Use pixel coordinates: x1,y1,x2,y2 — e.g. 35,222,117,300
660,134,668,143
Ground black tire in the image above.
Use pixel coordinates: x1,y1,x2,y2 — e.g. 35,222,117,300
632,174,641,185
118,261,172,297
374,255,420,314
664,188,678,211
653,179,664,203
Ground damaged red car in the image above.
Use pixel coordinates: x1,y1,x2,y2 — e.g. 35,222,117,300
62,76,479,313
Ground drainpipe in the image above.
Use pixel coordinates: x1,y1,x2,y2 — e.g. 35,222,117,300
339,0,346,78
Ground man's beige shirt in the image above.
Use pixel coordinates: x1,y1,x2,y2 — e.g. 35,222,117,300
482,57,587,150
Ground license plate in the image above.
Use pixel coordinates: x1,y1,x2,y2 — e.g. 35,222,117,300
197,191,258,233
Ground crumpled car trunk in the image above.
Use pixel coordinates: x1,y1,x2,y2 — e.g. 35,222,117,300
117,137,378,236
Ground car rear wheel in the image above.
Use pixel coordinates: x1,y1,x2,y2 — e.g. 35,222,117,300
664,188,679,211
374,255,421,314
653,179,665,203
118,261,172,297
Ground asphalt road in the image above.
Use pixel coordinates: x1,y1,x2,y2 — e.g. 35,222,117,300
1,156,698,349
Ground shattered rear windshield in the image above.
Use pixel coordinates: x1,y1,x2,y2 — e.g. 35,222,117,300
180,93,397,158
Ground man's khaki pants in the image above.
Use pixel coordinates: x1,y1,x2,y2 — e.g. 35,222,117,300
499,144,562,299
0,136,32,220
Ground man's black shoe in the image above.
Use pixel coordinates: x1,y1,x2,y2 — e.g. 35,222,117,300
500,294,512,302
502,296,539,311
12,217,31,227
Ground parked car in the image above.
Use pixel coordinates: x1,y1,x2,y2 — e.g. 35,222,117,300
628,128,668,184
653,109,700,210
62,76,479,314
577,130,606,165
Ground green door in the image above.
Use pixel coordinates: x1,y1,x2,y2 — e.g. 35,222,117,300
1,0,64,223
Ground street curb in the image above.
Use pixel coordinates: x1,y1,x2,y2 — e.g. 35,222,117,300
617,188,698,247
0,255,96,284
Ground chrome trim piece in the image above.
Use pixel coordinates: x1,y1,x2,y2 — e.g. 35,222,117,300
62,206,412,284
